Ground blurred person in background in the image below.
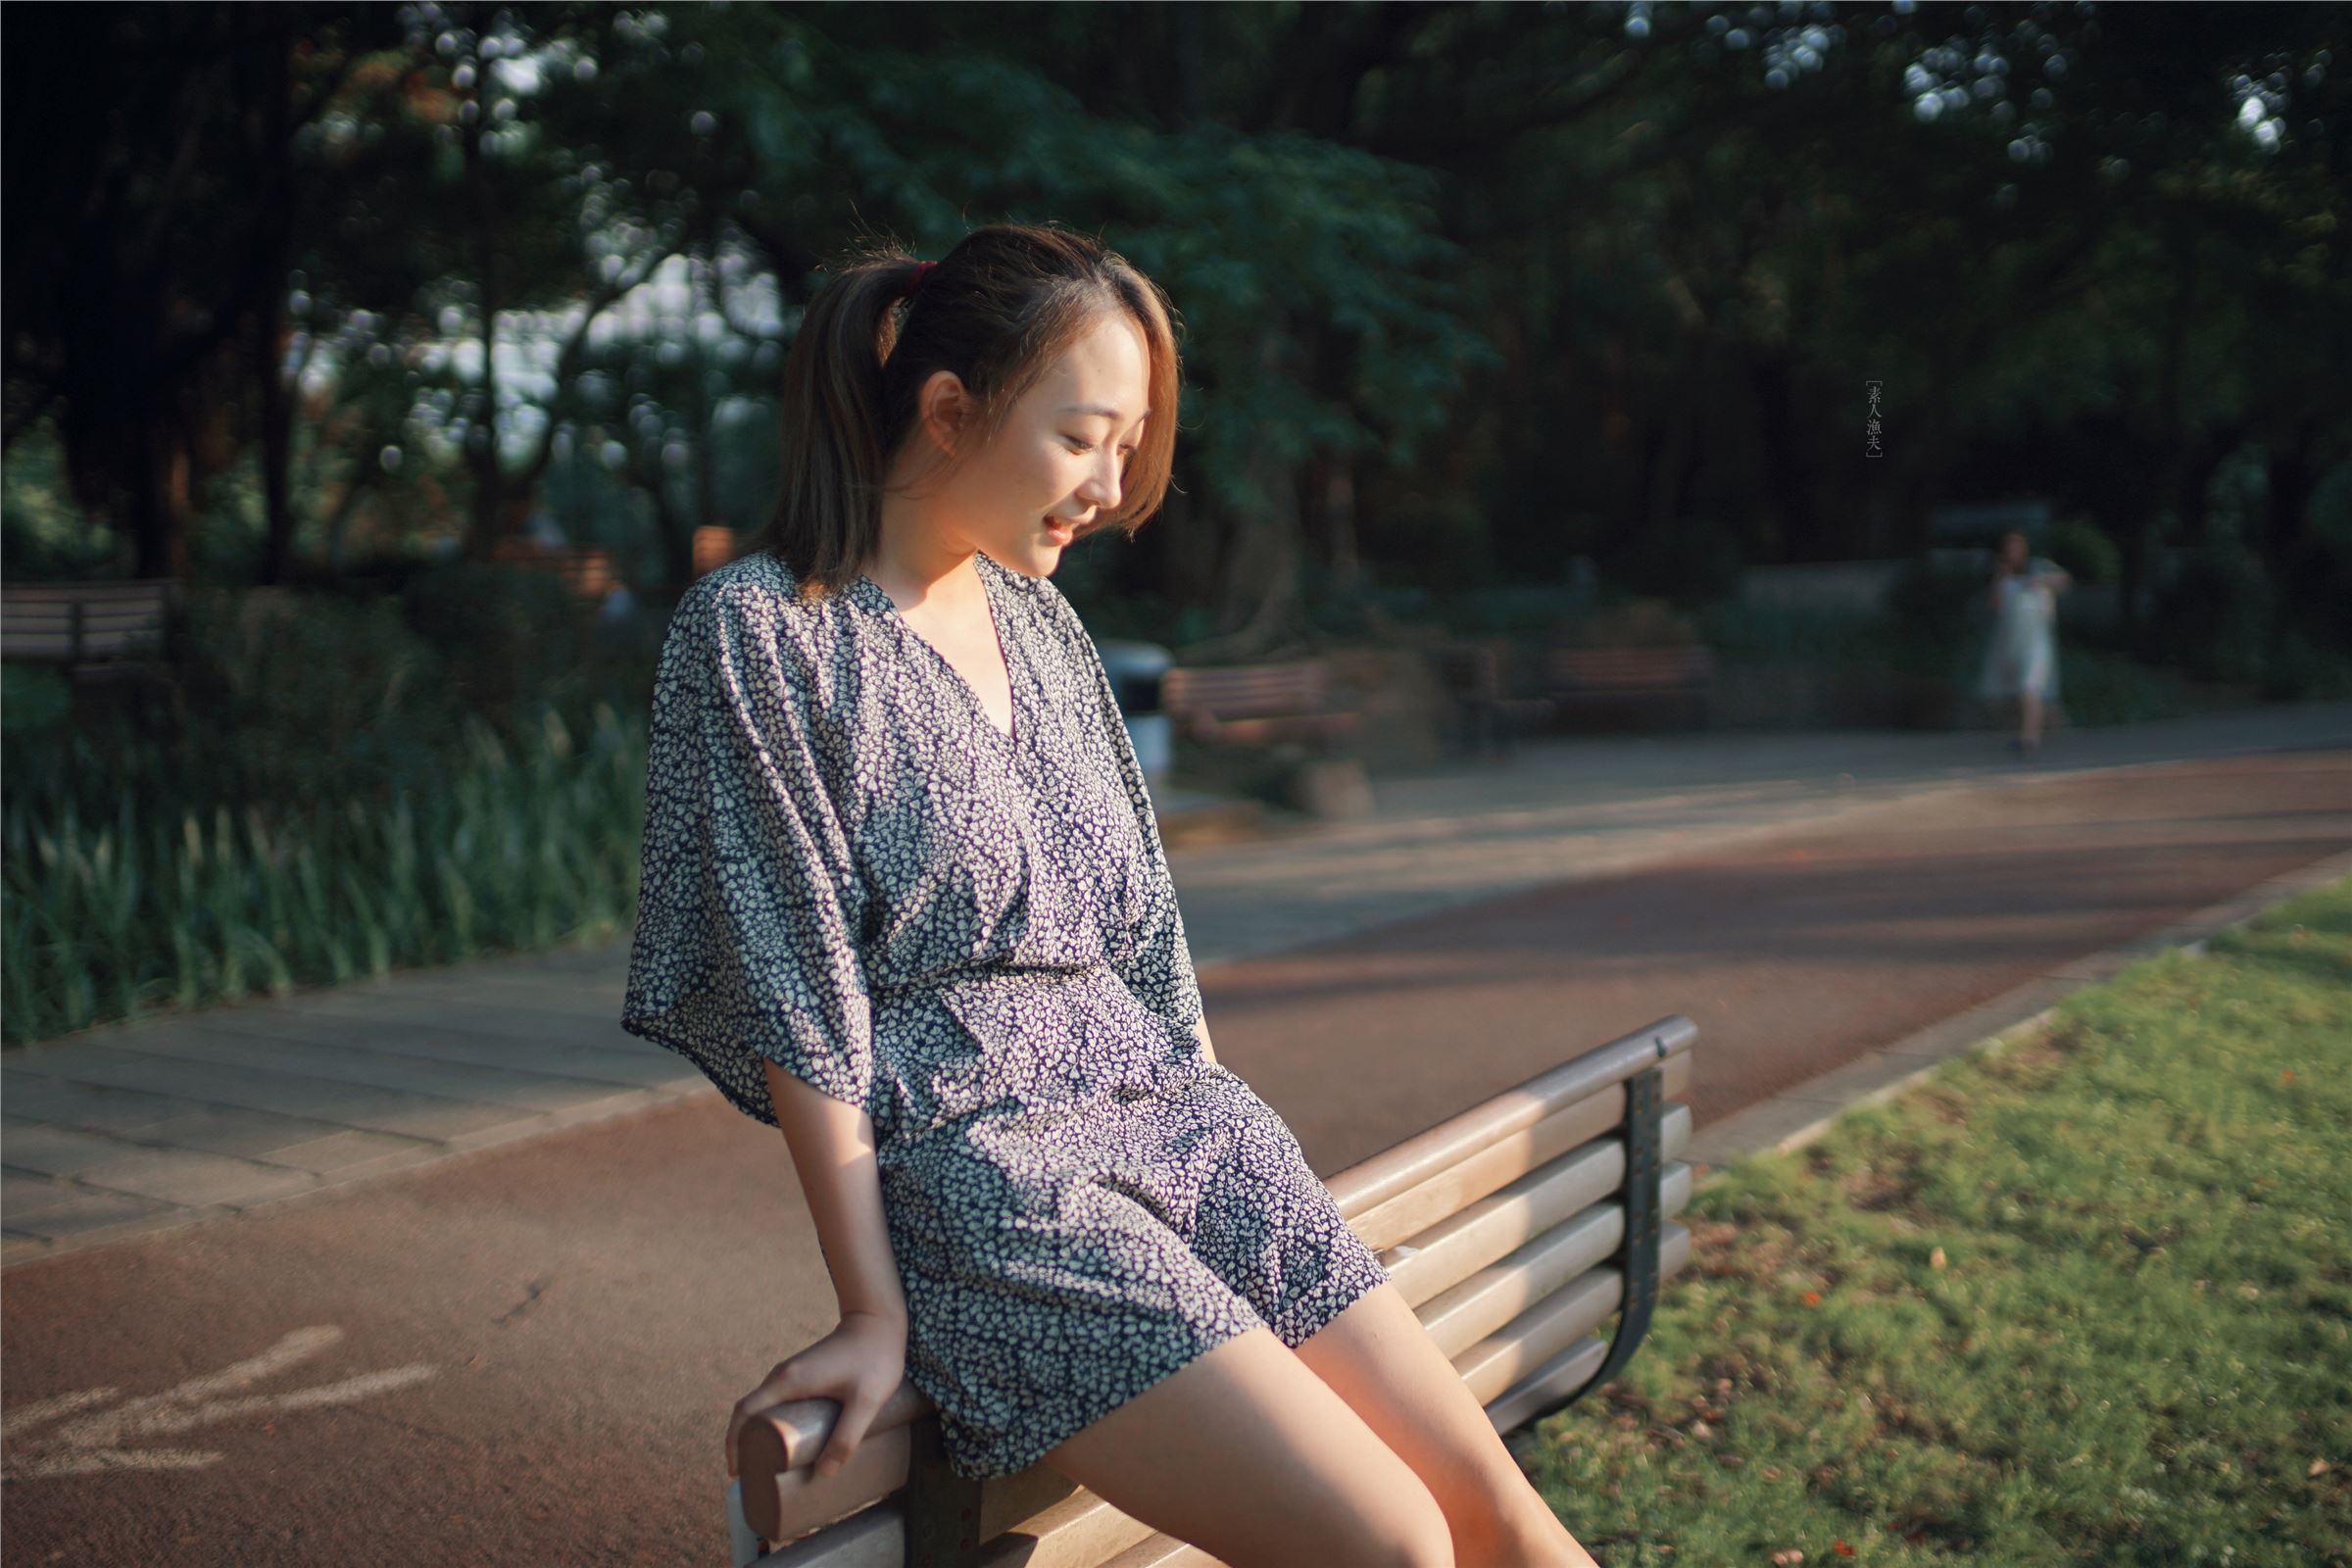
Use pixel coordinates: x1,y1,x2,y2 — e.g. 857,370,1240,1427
1976,528,2071,757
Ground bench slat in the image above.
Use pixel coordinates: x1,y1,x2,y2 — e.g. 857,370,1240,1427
1416,1165,1695,1362
970,1487,1162,1568
1454,1223,1694,1406
737,1496,901,1566
1096,1533,1222,1568
1354,1051,1691,1255
1184,711,1361,747
1478,1223,1697,1434
1379,1101,1691,1306
2,580,178,665
1396,1146,1694,1343
1329,1015,1695,1221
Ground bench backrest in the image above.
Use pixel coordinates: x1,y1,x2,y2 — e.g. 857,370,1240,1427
1544,645,1714,692
1160,662,1330,721
729,1013,1699,1567
1,580,180,662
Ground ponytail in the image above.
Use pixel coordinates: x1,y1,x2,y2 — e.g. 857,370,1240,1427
762,255,932,601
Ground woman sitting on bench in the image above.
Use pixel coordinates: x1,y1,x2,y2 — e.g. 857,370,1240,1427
620,221,1598,1568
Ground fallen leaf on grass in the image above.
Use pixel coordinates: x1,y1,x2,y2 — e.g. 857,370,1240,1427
1929,1246,1946,1270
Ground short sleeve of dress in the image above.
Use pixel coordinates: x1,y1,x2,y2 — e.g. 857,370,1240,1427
619,579,877,1129
1038,583,1207,1042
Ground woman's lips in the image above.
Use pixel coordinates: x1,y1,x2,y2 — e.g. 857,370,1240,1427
1043,516,1076,543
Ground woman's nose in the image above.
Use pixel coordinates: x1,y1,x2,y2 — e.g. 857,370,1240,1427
1080,452,1123,511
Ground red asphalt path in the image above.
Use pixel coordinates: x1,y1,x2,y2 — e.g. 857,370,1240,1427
3,746,2346,1565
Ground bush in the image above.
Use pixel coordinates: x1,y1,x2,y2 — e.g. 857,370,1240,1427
2047,515,2120,584
2259,623,2352,702
1558,596,1701,648
2274,531,2352,656
167,586,462,807
2055,646,2188,725
2142,547,2275,682
1,662,74,739
1605,515,1747,611
1881,555,1985,671
399,561,590,727
1692,602,1886,665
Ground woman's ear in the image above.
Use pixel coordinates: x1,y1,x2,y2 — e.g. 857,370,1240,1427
913,369,975,458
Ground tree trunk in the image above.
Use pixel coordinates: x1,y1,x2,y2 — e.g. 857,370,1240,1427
252,34,298,585
460,56,504,564
2263,417,2320,577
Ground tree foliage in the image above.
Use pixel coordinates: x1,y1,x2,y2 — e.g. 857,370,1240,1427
4,0,2344,655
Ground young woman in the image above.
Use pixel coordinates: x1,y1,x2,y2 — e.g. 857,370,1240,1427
620,223,1598,1568
1976,527,2070,756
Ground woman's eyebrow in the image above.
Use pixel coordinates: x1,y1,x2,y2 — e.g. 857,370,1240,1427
1059,403,1151,425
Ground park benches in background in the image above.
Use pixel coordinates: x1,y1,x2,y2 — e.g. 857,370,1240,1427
1159,661,1362,753
0,579,182,681
1431,642,1559,760
726,1012,1699,1567
1543,645,1717,732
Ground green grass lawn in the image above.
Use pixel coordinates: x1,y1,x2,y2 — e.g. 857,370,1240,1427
1526,875,2352,1566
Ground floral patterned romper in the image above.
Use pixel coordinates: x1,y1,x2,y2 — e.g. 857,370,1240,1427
619,547,1389,1481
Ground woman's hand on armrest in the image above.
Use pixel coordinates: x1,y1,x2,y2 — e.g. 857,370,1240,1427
727,1309,908,1481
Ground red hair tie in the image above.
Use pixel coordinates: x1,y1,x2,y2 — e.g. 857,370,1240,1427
909,259,936,296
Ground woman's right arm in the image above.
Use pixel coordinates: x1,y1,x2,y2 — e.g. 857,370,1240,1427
764,1058,907,1327
725,1060,909,1482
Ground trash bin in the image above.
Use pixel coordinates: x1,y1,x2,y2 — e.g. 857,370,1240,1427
1096,639,1174,788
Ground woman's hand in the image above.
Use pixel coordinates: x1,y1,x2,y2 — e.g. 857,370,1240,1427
726,1309,909,1482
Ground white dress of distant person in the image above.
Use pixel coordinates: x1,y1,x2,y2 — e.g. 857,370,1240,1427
1975,527,2070,756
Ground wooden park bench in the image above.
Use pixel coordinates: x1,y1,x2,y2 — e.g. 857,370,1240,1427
1159,662,1362,753
1431,643,1559,760
725,1012,1699,1567
1543,645,1717,732
0,578,182,680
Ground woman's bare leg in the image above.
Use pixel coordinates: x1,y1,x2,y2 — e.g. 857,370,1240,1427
1042,1323,1456,1568
1292,1283,1600,1568
2021,689,2043,748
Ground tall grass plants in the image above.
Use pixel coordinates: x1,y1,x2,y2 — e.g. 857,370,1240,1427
2,567,661,1045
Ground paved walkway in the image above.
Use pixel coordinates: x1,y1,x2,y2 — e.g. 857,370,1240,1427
5,700,2348,1266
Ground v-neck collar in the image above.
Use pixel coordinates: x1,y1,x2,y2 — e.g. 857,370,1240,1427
850,552,1023,749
